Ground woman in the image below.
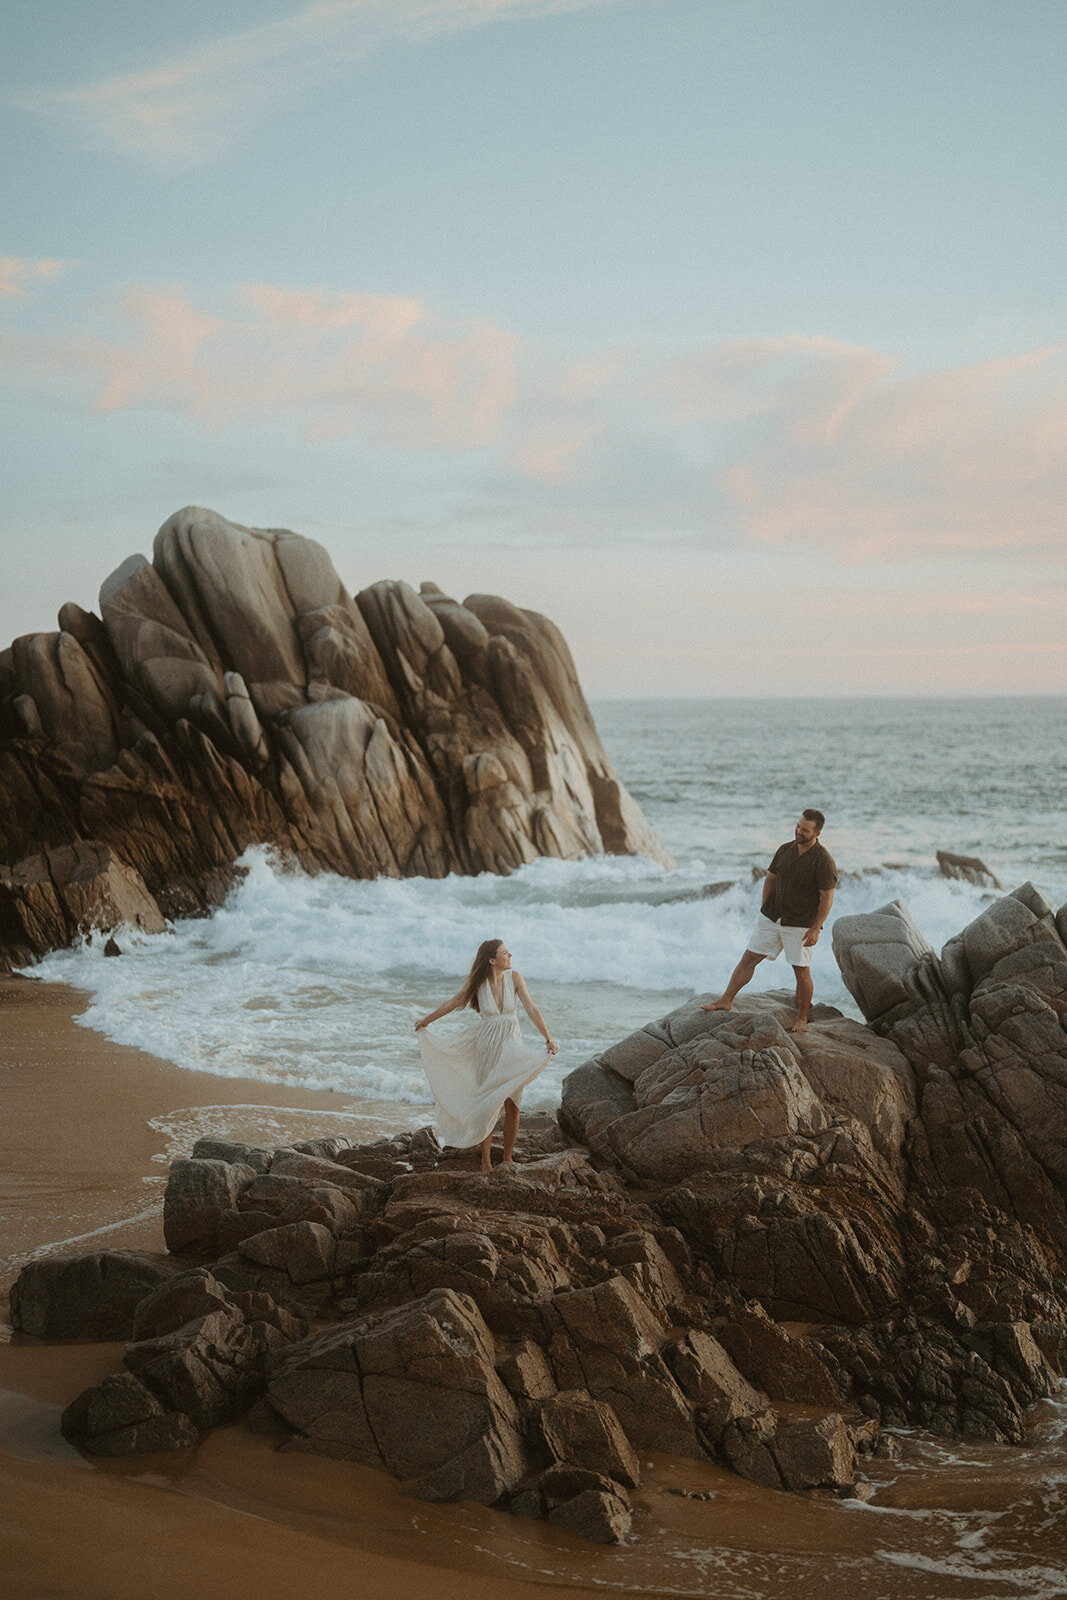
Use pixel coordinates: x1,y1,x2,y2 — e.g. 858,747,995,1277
415,939,558,1172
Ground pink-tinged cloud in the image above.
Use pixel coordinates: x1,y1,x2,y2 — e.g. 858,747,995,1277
2,269,1065,567
0,257,73,301
235,283,522,447
655,335,895,430
10,0,616,167
505,422,607,486
0,280,524,452
651,336,1067,561
93,288,224,416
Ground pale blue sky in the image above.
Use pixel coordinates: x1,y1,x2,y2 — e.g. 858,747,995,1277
2,0,1065,695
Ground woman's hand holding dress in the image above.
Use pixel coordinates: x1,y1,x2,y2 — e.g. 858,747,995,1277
416,971,553,1150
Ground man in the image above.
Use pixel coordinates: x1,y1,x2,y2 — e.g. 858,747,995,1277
702,809,837,1033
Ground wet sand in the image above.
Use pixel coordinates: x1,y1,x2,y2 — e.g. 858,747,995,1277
0,974,415,1282
3,974,1067,1600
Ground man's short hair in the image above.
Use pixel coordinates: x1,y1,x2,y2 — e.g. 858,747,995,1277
802,808,826,833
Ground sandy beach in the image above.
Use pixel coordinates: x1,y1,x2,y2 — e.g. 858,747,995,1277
4,973,1067,1600
0,975,425,1280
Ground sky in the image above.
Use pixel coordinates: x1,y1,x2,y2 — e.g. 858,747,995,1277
2,0,1065,697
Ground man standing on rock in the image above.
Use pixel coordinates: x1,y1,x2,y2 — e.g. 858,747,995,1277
702,809,837,1033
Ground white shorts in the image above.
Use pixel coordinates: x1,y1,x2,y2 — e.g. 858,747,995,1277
747,915,813,968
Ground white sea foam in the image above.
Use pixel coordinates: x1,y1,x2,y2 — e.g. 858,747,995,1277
30,846,1001,1106
875,1548,1067,1595
145,1103,411,1167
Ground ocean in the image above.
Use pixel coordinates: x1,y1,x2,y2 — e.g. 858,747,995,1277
22,694,1067,1596
31,694,1067,1122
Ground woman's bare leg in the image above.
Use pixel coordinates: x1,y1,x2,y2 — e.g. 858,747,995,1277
501,1098,520,1164
480,1129,494,1172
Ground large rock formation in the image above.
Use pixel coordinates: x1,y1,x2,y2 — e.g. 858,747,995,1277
11,884,1067,1541
0,508,670,968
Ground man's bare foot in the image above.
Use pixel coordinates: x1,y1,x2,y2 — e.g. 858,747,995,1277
787,1019,808,1033
700,997,732,1013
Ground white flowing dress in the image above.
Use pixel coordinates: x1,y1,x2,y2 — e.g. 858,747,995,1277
417,971,550,1149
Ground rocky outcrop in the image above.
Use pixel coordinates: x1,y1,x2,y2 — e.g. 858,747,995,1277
0,507,670,968
0,841,165,966
10,1250,177,1341
555,881,1067,1445
937,850,1002,889
832,885,1067,1242
559,996,914,1185
60,1266,306,1455
12,886,1067,1540
561,997,914,1326
60,1372,200,1457
15,1120,877,1540
832,882,1067,1069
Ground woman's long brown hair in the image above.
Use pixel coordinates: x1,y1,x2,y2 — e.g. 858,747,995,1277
458,938,504,1013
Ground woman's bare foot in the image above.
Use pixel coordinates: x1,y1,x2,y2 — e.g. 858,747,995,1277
787,1018,808,1033
700,997,732,1013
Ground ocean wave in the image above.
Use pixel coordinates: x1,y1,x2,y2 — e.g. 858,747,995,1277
26,847,1033,1100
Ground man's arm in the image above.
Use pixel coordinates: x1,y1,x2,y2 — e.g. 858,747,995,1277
802,887,835,947
760,871,777,911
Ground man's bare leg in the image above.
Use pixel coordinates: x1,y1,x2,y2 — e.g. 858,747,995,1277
500,1098,520,1165
701,950,766,1012
789,965,813,1032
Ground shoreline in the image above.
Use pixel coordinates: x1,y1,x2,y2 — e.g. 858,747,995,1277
0,973,416,1290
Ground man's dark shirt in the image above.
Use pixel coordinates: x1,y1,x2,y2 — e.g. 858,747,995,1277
761,840,837,928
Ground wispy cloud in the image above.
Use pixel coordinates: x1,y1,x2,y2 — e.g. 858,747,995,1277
681,339,1067,559
2,270,1065,566
0,280,524,450
11,0,614,167
0,257,74,301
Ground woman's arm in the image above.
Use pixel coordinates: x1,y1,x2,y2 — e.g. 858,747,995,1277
512,971,558,1054
414,990,465,1031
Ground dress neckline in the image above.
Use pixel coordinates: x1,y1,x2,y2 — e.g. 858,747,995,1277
485,970,511,1014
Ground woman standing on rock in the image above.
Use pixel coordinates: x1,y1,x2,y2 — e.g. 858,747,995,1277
415,939,558,1172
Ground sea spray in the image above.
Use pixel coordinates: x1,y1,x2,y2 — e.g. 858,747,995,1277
34,845,999,1106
